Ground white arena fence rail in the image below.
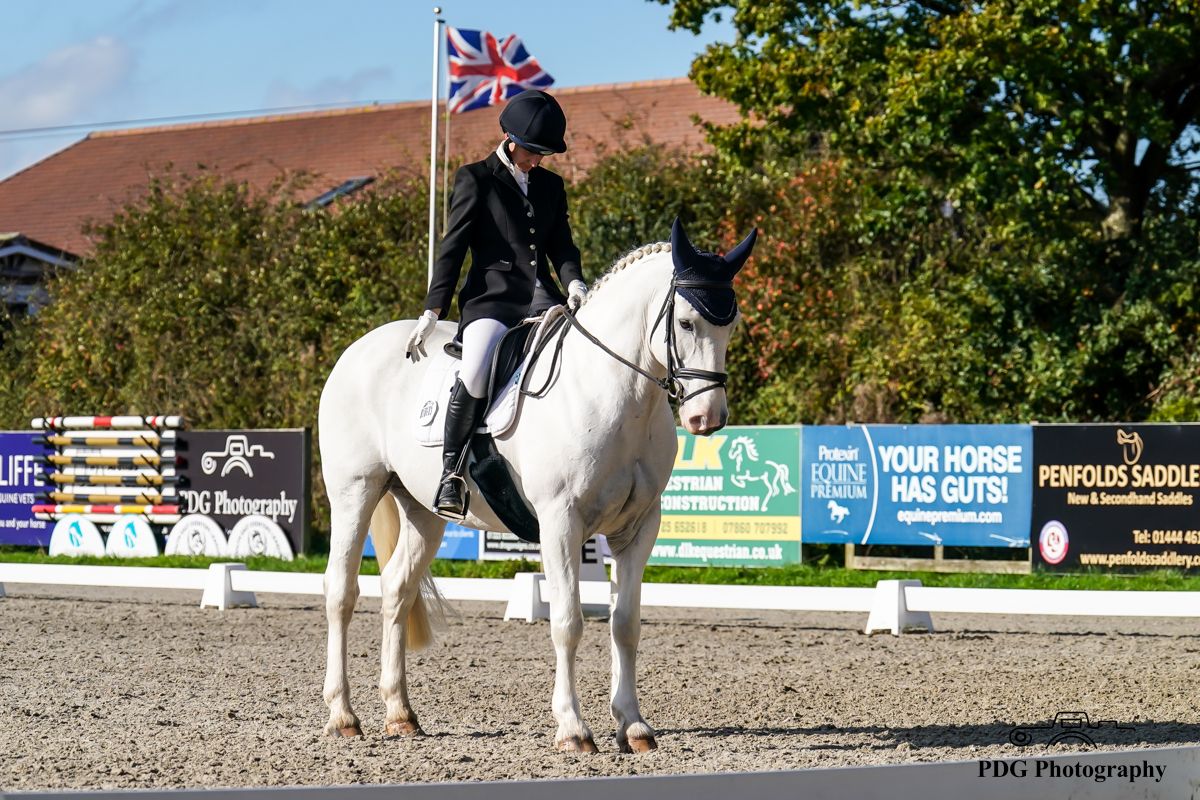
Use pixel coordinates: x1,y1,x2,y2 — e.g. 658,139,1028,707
3,564,1200,633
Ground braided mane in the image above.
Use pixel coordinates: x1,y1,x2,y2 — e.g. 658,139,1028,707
580,241,671,307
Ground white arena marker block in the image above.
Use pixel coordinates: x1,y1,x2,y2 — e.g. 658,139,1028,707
199,563,258,611
864,579,933,636
504,572,549,622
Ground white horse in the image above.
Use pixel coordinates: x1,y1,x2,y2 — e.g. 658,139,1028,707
318,220,755,753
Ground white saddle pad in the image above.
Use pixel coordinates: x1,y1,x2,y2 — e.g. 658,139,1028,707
413,307,565,447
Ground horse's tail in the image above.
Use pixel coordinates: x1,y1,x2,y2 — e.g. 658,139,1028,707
407,571,447,652
369,495,446,652
369,497,401,567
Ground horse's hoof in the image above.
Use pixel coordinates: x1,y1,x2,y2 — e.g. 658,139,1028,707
619,735,658,754
385,720,424,737
629,735,657,753
558,735,599,754
328,725,363,738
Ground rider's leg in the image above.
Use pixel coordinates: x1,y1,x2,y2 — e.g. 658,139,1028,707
434,318,508,517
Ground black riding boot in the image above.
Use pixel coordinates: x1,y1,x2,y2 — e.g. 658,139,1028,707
435,379,484,518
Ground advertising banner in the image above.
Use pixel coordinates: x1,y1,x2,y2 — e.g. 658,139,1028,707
0,432,51,547
439,523,482,559
367,522,482,560
480,530,541,560
802,425,1033,547
1032,424,1200,572
651,426,801,567
478,530,610,566
178,430,311,554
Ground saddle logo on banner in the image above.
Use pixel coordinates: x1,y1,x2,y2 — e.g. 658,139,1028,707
1117,428,1144,466
202,434,276,478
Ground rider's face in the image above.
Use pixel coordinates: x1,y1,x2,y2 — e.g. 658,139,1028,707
510,143,545,173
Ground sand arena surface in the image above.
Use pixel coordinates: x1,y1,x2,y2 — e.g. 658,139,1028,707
3,583,1200,791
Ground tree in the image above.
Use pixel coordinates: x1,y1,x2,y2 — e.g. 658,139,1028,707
0,171,432,544
656,0,1200,422
660,0,1200,240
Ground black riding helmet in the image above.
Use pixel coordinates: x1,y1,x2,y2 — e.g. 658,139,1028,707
499,90,567,155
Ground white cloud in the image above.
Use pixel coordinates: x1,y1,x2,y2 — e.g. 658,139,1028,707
121,0,261,39
263,68,393,109
0,36,134,130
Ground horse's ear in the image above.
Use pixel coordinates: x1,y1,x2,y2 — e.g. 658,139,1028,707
722,228,758,274
670,217,693,264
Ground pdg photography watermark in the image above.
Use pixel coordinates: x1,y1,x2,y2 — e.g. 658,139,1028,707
977,758,1165,784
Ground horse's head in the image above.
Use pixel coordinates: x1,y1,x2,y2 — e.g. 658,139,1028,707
653,219,757,436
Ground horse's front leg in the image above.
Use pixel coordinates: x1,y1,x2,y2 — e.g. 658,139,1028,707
539,514,596,753
322,477,381,737
609,507,659,753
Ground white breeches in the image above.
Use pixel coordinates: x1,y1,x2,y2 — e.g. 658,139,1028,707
458,318,509,399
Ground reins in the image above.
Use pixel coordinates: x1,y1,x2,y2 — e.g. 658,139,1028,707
522,274,732,403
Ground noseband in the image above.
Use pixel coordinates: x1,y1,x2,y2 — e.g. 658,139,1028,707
548,274,733,403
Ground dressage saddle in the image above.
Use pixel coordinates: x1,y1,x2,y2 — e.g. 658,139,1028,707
441,315,567,543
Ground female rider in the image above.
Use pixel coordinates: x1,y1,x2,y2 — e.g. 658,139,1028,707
405,89,587,518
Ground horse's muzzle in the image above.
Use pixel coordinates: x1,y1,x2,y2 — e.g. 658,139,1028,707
684,410,728,436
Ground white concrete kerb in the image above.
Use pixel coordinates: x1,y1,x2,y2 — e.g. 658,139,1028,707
199,563,258,610
503,572,549,622
502,572,614,622
864,579,934,635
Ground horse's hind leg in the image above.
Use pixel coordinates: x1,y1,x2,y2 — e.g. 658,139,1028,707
610,508,660,753
377,481,446,736
322,470,386,737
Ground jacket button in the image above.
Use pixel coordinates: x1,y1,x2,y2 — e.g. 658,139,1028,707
529,227,535,234
526,211,534,218
530,260,536,266
529,244,536,250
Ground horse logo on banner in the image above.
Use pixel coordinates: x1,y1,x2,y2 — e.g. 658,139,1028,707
727,435,796,513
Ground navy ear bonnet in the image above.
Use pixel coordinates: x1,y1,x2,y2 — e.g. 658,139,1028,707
670,218,757,326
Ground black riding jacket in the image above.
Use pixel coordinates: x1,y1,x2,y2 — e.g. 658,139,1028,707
424,151,584,331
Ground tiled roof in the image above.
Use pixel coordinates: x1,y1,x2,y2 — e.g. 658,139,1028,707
0,78,739,256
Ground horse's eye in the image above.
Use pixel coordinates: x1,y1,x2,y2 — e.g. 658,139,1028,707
679,319,694,332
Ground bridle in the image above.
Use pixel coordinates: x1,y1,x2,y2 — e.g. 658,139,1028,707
525,274,734,403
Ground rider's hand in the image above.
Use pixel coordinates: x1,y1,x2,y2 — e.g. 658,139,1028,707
567,280,588,312
405,310,438,361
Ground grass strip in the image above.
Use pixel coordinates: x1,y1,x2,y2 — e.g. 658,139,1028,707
3,549,1200,591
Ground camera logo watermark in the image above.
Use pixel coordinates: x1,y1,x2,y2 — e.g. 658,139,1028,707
1007,711,1135,748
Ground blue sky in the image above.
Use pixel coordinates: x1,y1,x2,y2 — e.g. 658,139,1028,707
0,1,732,179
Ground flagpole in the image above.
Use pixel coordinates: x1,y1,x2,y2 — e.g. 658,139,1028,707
442,92,451,233
428,6,444,289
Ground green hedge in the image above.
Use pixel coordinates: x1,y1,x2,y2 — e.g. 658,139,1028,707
2,144,1197,549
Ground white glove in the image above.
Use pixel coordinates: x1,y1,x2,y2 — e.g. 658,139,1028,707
405,310,438,361
567,280,588,311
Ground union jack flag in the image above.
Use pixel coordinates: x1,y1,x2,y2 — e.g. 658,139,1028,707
446,27,554,114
